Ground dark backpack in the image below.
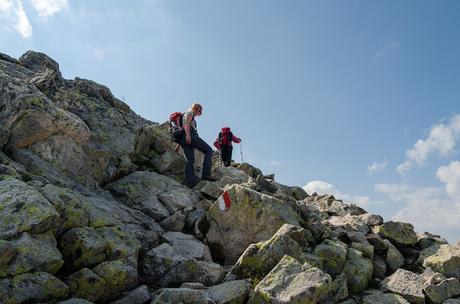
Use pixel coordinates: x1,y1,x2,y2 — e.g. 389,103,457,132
168,112,184,143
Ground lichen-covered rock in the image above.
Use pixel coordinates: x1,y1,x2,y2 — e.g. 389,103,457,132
422,268,460,304
57,299,94,304
231,224,312,279
196,181,224,199
0,240,18,267
162,232,213,262
160,258,223,287
250,255,332,304
110,284,152,304
207,280,252,304
331,273,349,302
325,214,369,234
132,123,185,176
59,227,107,270
422,244,460,280
376,221,418,246
0,178,58,239
151,288,206,304
417,232,448,250
106,171,199,222
384,239,404,273
142,242,188,283
1,232,63,277
312,239,348,277
160,211,186,232
92,260,138,300
205,184,303,264
362,291,410,304
66,268,107,302
381,269,425,304
0,271,69,304
342,248,373,294
350,241,374,259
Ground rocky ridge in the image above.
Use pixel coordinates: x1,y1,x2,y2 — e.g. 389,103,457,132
0,50,460,304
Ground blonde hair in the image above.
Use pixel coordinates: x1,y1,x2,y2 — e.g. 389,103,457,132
189,103,202,113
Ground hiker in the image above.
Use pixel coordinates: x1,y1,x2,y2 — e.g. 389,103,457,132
213,127,241,167
178,103,216,187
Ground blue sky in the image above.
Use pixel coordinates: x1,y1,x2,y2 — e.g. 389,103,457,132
2,0,460,242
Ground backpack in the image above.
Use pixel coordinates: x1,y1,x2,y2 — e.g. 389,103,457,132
168,112,184,143
219,127,233,146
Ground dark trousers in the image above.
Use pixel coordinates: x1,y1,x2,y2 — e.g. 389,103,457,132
220,145,233,167
180,133,213,185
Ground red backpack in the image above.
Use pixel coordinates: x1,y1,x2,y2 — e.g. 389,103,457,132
168,112,184,143
219,127,233,146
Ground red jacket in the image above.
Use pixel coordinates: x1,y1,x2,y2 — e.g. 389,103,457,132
214,127,240,149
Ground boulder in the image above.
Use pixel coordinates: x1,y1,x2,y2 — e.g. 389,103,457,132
160,211,186,232
151,288,206,304
66,268,107,302
195,181,224,199
372,254,387,279
237,163,263,179
422,244,460,280
362,291,410,304
59,227,107,270
342,248,373,294
422,268,460,304
205,184,303,264
381,269,425,304
325,214,369,234
1,232,63,277
231,224,312,279
350,241,374,259
0,178,58,239
384,239,404,273
106,171,199,222
111,285,152,304
162,232,213,262
132,124,185,176
159,258,223,287
249,255,332,304
376,221,418,246
57,299,94,304
331,273,349,302
0,271,69,303
207,280,253,304
92,260,138,300
0,240,17,267
312,239,348,277
417,232,448,250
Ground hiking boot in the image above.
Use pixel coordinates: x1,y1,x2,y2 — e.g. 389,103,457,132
186,179,201,188
202,176,218,182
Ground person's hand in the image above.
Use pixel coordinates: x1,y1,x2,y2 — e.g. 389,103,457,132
238,138,242,142
175,144,181,153
186,135,192,144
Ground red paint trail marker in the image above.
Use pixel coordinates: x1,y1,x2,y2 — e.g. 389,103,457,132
217,190,232,211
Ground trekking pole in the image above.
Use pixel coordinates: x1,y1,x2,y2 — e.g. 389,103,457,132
239,142,244,163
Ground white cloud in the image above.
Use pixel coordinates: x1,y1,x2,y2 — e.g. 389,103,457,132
269,160,281,166
436,161,460,199
92,48,105,60
375,178,460,242
303,180,370,208
0,0,32,38
0,0,13,14
398,115,460,174
30,0,67,19
13,1,31,37
367,160,387,175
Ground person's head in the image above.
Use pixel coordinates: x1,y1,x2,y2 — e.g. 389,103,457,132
189,103,203,116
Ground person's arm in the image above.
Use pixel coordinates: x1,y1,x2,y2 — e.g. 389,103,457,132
232,134,241,143
175,143,181,153
184,113,193,144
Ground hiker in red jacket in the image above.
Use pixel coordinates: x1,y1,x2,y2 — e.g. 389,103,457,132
213,127,241,167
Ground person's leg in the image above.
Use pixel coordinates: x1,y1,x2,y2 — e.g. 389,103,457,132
221,146,229,166
180,140,198,186
191,134,213,178
228,146,233,166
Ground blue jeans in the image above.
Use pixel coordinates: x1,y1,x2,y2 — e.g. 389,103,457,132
180,133,213,185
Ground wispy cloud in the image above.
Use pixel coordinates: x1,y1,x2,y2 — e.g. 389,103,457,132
375,165,460,243
374,41,399,59
13,1,31,38
30,0,67,20
269,160,281,166
92,47,105,60
0,0,31,38
367,159,387,175
397,115,460,174
303,180,370,208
